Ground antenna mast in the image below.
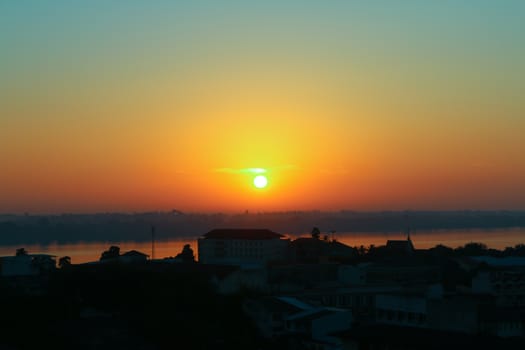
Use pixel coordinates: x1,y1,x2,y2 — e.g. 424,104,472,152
151,225,156,260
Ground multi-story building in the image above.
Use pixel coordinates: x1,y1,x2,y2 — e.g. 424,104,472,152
198,228,289,266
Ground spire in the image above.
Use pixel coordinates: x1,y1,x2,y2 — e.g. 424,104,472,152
406,227,415,252
404,211,411,242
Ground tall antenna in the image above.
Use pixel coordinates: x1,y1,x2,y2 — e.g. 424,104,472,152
404,212,411,241
151,225,156,260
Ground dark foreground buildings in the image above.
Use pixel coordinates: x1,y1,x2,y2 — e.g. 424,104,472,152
1,228,525,349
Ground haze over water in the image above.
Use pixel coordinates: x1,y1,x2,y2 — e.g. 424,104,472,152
2,227,524,264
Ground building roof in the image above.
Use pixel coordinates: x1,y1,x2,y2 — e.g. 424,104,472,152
287,307,344,322
275,296,314,311
253,296,313,314
203,228,284,240
121,250,149,257
386,239,414,252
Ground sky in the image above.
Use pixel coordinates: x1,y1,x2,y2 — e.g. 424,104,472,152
1,1,524,213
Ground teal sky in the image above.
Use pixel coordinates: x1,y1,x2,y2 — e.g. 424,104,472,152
2,1,524,88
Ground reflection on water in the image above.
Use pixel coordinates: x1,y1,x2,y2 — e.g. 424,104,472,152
0,228,523,264
329,227,525,250
0,239,198,264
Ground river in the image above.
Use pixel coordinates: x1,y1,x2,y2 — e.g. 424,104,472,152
0,227,524,264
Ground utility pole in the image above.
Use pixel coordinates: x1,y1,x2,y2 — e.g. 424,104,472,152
151,225,156,260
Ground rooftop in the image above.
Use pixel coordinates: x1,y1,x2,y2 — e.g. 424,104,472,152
121,250,149,257
275,296,314,311
203,228,284,240
386,239,415,253
287,307,345,322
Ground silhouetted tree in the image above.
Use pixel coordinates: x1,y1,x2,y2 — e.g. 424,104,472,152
311,227,321,240
100,245,120,261
456,242,487,256
58,256,71,268
429,244,455,256
15,247,27,256
176,244,195,263
515,244,525,255
504,244,525,257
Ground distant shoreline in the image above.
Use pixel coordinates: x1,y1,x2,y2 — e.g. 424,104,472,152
1,210,525,246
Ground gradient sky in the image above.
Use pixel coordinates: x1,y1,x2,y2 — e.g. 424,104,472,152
1,1,524,213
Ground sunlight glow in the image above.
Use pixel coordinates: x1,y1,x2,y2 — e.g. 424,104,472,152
248,168,267,174
253,175,268,189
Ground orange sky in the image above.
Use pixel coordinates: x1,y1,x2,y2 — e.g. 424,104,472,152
1,2,524,213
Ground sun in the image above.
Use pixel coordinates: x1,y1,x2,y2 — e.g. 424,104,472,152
253,175,268,189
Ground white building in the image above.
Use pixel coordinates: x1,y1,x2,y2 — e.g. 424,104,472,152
244,296,352,350
214,266,268,295
243,296,313,338
198,228,289,266
285,307,352,350
375,294,428,328
472,259,525,307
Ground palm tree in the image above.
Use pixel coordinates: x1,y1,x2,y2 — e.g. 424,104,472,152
58,256,71,268
176,244,195,263
311,227,321,240
100,245,120,261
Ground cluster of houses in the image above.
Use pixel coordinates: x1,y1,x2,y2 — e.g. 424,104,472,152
197,228,525,349
1,228,525,349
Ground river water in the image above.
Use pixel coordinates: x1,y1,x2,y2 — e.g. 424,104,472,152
1,227,524,264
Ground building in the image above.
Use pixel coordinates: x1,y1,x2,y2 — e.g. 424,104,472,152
243,296,352,349
268,263,341,292
198,228,289,266
334,324,525,350
290,237,356,263
285,307,352,350
0,253,56,277
471,261,525,306
119,250,149,264
243,296,313,338
213,266,268,295
375,293,429,328
386,230,415,255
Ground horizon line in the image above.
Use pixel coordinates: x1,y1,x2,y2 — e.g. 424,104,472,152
2,208,525,217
